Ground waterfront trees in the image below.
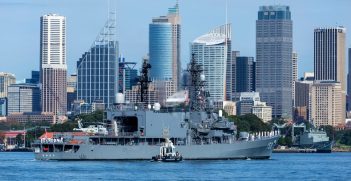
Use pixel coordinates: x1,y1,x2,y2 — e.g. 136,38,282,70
227,114,271,133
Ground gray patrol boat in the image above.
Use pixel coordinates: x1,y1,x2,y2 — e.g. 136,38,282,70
33,56,279,160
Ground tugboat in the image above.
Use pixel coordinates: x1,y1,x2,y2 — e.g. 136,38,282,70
152,128,183,162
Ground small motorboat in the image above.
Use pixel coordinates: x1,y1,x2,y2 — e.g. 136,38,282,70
152,138,183,162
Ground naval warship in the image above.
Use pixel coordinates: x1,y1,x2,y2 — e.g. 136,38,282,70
292,124,333,153
33,55,279,160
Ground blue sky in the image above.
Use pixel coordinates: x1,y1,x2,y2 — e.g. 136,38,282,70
0,0,350,81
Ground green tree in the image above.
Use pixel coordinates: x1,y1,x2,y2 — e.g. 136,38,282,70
340,130,351,146
284,136,293,147
227,114,271,133
278,136,286,146
50,121,77,132
320,125,335,141
25,128,44,147
76,110,104,125
16,133,23,147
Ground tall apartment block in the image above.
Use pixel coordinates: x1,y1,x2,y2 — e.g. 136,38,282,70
0,72,16,98
77,17,119,109
311,81,343,127
149,2,181,90
40,14,67,117
191,24,231,101
256,6,293,119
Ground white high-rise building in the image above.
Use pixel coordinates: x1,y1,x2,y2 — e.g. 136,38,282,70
191,24,231,101
40,14,67,117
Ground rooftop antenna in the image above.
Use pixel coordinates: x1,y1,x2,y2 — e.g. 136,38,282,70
225,0,229,42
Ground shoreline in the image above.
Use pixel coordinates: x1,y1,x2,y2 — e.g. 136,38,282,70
273,148,351,153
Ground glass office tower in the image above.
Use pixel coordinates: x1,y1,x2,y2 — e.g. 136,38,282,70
77,18,118,108
256,6,293,118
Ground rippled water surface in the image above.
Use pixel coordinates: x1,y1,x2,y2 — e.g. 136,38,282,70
0,152,350,180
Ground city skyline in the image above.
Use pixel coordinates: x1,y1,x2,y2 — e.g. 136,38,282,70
1,0,351,81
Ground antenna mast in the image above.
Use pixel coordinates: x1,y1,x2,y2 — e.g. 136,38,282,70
139,58,152,104
188,54,207,112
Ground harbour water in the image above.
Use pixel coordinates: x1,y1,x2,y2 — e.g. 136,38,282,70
0,152,350,180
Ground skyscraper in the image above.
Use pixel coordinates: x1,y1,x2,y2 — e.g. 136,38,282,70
0,72,16,98
40,14,67,117
294,73,314,122
231,51,240,101
313,27,346,125
235,56,256,93
314,27,346,91
149,2,181,90
348,48,351,111
256,6,293,119
77,17,118,108
7,83,41,114
292,52,298,107
191,24,231,101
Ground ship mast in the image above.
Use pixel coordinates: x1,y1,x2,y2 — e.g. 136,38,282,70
139,58,152,104
187,54,208,112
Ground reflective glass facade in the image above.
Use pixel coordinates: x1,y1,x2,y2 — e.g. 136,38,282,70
0,98,7,116
235,57,256,93
149,23,173,80
77,42,118,108
149,2,181,90
7,83,41,114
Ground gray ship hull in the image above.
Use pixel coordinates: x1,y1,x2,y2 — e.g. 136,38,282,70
35,136,278,160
